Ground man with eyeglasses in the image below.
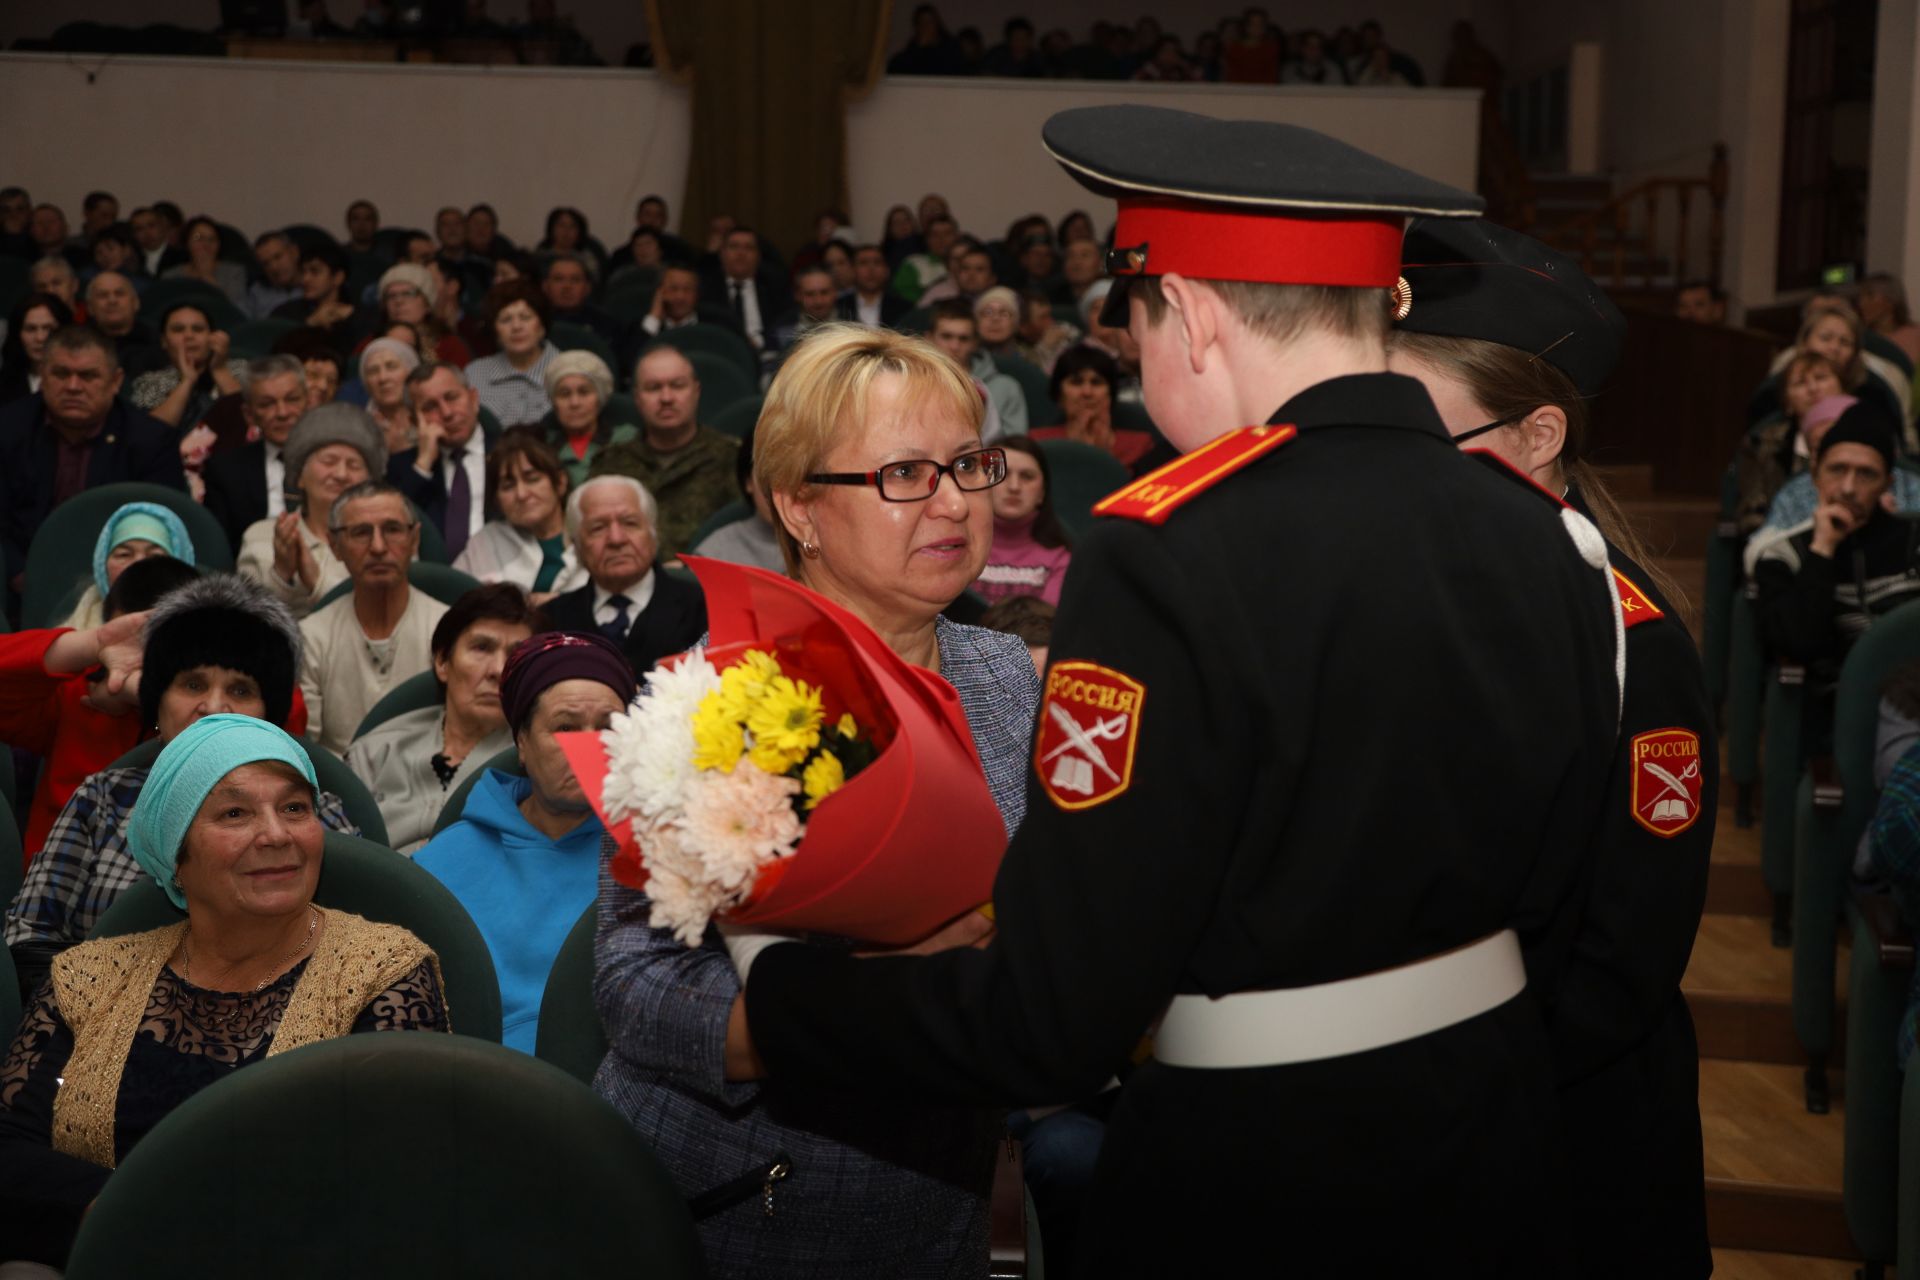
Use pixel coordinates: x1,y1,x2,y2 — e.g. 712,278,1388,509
543,474,706,677
0,326,185,598
297,480,448,754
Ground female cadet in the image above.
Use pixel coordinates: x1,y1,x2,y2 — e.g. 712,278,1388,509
1387,218,1714,1280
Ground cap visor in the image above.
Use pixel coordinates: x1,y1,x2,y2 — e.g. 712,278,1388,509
1099,278,1133,328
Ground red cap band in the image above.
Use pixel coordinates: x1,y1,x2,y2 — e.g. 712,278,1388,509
1111,199,1406,288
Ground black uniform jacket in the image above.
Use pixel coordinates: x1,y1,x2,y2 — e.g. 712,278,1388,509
746,374,1622,1276
1553,486,1714,1280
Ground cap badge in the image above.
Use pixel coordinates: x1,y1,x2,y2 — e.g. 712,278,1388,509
1390,276,1414,321
1106,244,1149,277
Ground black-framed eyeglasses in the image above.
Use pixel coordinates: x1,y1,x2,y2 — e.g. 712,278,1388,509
331,519,419,546
806,447,1008,502
1453,414,1522,447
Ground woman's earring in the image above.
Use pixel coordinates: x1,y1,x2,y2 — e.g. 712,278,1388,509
801,540,821,559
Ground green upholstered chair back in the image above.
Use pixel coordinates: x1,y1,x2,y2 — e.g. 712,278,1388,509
21,483,236,628
534,905,607,1085
896,306,932,335
62,1034,703,1279
551,322,618,373
683,350,757,419
0,787,20,935
709,393,764,441
227,317,302,359
1034,438,1131,537
138,278,246,331
1843,894,1913,1266
432,748,524,837
90,831,503,1043
1113,398,1156,433
108,734,390,849
993,353,1061,428
653,322,758,379
312,562,480,614
352,670,445,741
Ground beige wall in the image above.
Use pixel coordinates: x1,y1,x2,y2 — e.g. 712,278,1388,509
0,54,1479,254
1868,0,1920,293
844,78,1481,245
0,55,692,248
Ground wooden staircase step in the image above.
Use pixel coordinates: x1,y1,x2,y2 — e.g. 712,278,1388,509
1591,462,1657,500
1685,914,1798,1000
1700,1060,1852,1255
1709,1249,1877,1278
1705,857,1772,918
1621,497,1722,558
1689,991,1843,1067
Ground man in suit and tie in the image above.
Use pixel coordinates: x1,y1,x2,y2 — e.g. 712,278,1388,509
202,355,311,549
543,474,706,677
700,226,785,354
0,326,187,597
388,361,499,561
836,244,913,328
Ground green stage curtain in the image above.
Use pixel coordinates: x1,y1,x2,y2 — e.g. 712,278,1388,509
648,0,891,258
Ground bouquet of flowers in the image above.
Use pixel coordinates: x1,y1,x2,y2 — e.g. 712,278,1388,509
560,557,1008,947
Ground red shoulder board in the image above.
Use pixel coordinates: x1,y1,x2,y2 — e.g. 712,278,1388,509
1092,425,1296,525
1462,447,1572,510
1613,568,1665,629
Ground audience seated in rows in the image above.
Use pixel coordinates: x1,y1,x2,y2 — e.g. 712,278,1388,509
0,714,442,1271
1860,274,1920,369
5,571,349,965
346,583,538,852
928,298,1024,441
298,481,450,754
591,345,740,560
236,401,389,617
203,355,312,550
690,423,783,574
543,475,706,676
57,500,194,632
160,215,249,311
356,335,422,455
454,430,587,599
533,349,636,489
0,292,73,407
391,360,501,560
414,630,631,1052
1752,405,1920,702
0,327,186,597
465,279,561,429
975,434,1072,606
1032,342,1156,469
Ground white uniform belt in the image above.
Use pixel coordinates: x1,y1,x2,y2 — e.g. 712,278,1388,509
1154,929,1526,1069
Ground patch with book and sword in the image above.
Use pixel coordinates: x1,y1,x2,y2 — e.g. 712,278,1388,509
1628,727,1703,837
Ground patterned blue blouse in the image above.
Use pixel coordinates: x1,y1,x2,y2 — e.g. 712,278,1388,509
591,617,1040,1279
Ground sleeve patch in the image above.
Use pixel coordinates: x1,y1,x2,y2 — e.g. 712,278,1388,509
1613,569,1666,629
1093,425,1295,524
1629,728,1703,837
1035,661,1145,810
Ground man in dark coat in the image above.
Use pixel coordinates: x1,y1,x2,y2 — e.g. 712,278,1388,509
0,326,187,592
542,473,706,676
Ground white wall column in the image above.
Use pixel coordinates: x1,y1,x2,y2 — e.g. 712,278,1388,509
1867,0,1920,293
1716,0,1791,318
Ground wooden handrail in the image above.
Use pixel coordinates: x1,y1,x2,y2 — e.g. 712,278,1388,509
1538,143,1729,292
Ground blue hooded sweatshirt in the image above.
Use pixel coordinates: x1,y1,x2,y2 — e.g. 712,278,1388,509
413,770,603,1053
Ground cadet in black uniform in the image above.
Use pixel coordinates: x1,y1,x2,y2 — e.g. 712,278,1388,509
1389,218,1715,1279
731,107,1626,1276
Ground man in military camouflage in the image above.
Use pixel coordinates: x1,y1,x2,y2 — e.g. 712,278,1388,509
590,345,740,561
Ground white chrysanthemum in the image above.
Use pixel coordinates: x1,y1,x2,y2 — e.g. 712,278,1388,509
598,651,722,823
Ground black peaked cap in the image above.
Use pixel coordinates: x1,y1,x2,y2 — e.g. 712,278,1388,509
1398,217,1627,398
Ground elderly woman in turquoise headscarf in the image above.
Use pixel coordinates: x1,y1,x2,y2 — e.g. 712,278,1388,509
0,715,447,1271
55,501,194,631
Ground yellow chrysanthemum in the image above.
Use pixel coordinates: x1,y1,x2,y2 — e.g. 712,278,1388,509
801,751,845,810
748,739,811,776
690,693,747,773
747,675,825,758
836,712,858,739
714,649,784,721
